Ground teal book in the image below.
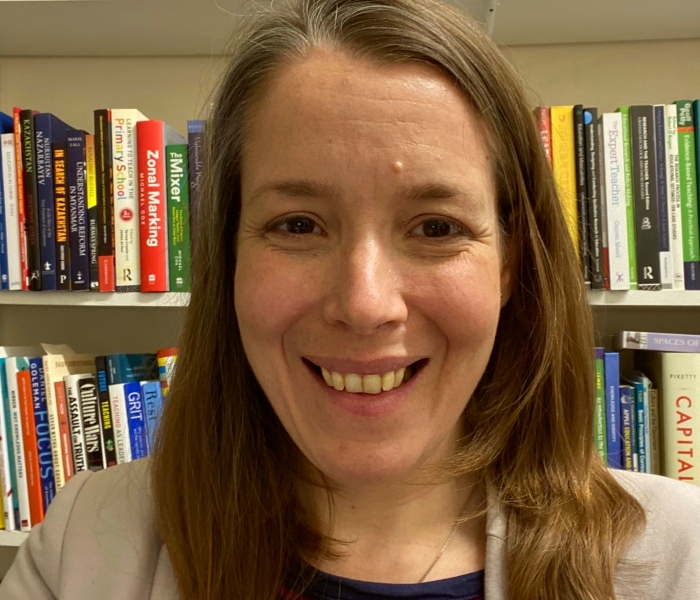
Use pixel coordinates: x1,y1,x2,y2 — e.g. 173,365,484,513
0,358,20,529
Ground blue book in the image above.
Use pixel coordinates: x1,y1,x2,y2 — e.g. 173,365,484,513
628,372,651,474
124,381,148,460
34,113,70,291
619,385,634,471
66,129,90,290
140,380,163,449
106,353,157,385
0,112,14,290
28,357,55,511
0,358,20,529
604,352,622,469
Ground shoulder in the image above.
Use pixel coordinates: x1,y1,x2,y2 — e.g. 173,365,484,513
0,459,172,600
611,470,700,598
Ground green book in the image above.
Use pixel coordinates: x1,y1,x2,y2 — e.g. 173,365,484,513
675,100,700,289
616,107,638,290
594,348,607,460
166,144,191,293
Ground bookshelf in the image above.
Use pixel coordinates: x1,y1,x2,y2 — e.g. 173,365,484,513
0,0,699,577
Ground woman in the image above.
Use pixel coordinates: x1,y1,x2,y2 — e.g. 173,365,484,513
1,1,699,599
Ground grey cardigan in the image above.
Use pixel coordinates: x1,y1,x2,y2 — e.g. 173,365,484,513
0,458,698,599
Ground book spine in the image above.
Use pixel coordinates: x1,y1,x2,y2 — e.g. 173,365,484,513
138,121,169,292
124,381,148,459
20,110,41,290
66,131,89,290
600,113,630,290
167,144,191,292
157,348,177,397
85,134,99,291
551,106,579,254
7,358,31,530
636,379,650,474
619,385,634,471
13,109,29,290
34,114,59,291
187,120,206,252
654,105,673,289
28,358,54,512
584,108,604,289
17,369,43,525
141,380,163,449
78,376,103,471
108,383,131,464
617,330,700,352
0,139,8,290
95,356,117,467
94,109,115,292
0,359,20,528
649,387,662,475
676,100,700,289
630,106,662,289
54,381,74,484
40,356,65,492
574,105,590,285
65,376,88,473
617,108,638,289
535,106,553,167
112,110,146,292
604,352,621,469
0,363,16,529
1,134,23,290
593,348,607,460
665,104,685,289
52,143,71,290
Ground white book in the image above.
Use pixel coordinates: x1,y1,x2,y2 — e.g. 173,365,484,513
111,109,148,292
1,133,23,290
63,374,89,473
4,356,32,531
654,105,674,290
109,383,132,464
664,104,685,290
599,113,630,290
0,386,15,530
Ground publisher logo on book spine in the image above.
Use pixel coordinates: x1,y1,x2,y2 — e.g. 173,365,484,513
121,208,134,222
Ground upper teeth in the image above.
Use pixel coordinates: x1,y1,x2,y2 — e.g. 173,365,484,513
320,366,413,394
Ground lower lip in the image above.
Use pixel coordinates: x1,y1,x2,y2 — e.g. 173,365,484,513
308,365,421,418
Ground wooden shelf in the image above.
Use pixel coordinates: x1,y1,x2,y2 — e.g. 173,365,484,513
589,290,700,308
0,292,188,308
0,530,28,548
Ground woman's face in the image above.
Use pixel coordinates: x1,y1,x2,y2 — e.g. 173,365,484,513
235,49,508,488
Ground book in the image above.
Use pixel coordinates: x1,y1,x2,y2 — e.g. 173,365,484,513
535,106,552,167
1,133,23,290
137,120,186,292
593,348,607,461
584,107,604,289
54,380,74,484
619,384,634,471
34,113,70,291
17,368,44,525
676,100,700,289
574,105,590,285
95,356,117,468
653,105,673,290
599,112,630,289
94,109,115,292
107,353,158,385
52,142,70,290
664,104,685,290
20,109,42,290
66,129,90,291
187,119,206,248
124,381,149,460
108,383,131,464
627,372,651,474
551,106,579,253
156,347,177,397
649,387,662,475
616,330,700,353
141,380,163,449
112,109,149,292
630,105,662,290
77,375,103,472
166,143,191,292
64,374,88,473
12,108,29,290
604,352,622,469
637,352,700,486
28,357,54,512
616,107,638,290
85,133,99,290
0,113,14,291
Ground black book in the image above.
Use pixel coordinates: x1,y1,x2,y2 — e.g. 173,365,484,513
20,109,42,290
574,105,590,287
584,107,605,290
95,356,118,467
78,375,104,472
94,109,114,292
629,105,661,290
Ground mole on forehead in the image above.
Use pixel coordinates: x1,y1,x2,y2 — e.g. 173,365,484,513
391,161,404,174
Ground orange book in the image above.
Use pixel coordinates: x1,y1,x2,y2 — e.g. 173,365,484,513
54,381,75,483
17,370,44,525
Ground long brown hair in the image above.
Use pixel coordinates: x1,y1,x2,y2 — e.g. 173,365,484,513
151,1,645,598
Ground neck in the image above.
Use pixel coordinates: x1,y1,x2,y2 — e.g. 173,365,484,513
303,471,487,583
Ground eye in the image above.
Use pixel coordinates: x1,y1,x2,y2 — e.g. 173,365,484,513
410,218,468,239
275,215,323,236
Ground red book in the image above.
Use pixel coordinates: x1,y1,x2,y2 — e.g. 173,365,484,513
12,107,29,290
535,106,553,168
137,120,185,292
18,370,44,526
55,381,75,483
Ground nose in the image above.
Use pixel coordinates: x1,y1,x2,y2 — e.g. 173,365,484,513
322,236,408,335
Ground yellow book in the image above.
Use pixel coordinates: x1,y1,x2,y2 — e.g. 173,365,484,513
550,106,578,252
0,476,5,530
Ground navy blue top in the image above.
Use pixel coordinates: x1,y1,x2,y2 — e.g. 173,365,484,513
285,570,485,600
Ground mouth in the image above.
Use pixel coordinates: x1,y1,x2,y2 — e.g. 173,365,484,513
303,358,428,394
